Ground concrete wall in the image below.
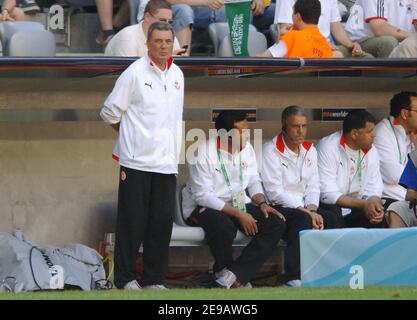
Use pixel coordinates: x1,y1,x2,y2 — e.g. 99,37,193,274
0,72,415,249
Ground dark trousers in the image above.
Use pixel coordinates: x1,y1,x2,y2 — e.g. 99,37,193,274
316,204,345,229
187,203,285,284
319,202,388,228
271,206,312,281
114,166,176,288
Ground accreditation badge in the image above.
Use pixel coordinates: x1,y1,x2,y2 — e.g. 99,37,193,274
232,191,247,212
347,192,359,199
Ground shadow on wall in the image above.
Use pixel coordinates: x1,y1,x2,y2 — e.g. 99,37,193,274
89,201,117,248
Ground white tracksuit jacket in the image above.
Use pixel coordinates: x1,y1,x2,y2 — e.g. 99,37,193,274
259,133,320,209
182,138,264,219
100,55,184,174
374,116,414,200
317,130,383,215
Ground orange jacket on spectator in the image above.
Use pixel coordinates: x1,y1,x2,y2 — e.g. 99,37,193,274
280,25,334,58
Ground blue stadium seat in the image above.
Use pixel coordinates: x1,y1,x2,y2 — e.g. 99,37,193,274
0,21,56,56
218,30,267,57
208,22,258,56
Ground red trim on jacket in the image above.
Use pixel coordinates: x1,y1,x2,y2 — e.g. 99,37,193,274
149,56,174,70
276,133,312,153
340,133,371,155
365,17,388,23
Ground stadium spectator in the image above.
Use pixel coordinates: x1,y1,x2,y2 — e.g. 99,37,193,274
17,0,39,13
274,0,365,58
192,0,275,35
182,110,286,289
136,0,193,55
51,0,128,47
386,150,417,227
100,22,184,290
259,106,342,287
317,110,387,228
105,0,186,56
95,0,130,46
0,0,26,20
260,106,343,229
255,0,334,58
345,0,417,58
374,92,417,208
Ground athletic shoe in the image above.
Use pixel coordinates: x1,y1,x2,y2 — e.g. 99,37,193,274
284,279,302,288
143,284,168,290
215,268,237,289
19,0,40,14
95,31,114,47
123,280,142,290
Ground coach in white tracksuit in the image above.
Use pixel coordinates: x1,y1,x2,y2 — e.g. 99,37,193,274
373,92,417,226
100,22,184,290
182,110,286,289
260,106,342,287
260,106,343,229
317,109,386,228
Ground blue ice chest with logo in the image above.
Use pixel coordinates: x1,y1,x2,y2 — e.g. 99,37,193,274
300,228,417,286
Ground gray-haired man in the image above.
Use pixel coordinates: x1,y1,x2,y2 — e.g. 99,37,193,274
259,106,342,287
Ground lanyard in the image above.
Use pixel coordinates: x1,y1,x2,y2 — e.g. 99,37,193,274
388,118,405,165
357,150,362,182
217,139,243,192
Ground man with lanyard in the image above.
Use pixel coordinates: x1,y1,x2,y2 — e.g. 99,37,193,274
260,106,343,287
100,21,184,290
182,110,286,289
386,149,417,227
317,110,387,228
374,92,417,215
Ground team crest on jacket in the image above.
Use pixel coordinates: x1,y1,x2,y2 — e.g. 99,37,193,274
175,80,180,90
242,161,248,172
306,157,313,167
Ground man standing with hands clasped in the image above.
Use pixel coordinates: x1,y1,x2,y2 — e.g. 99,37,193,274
100,21,184,290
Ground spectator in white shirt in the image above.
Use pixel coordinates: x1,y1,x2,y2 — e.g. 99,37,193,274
105,0,186,57
345,0,417,57
317,110,387,228
374,92,417,217
273,0,365,57
182,110,286,289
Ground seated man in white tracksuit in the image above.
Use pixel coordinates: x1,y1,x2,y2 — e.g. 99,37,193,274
317,109,387,228
259,106,342,287
182,110,286,289
387,149,417,228
260,106,344,228
373,92,417,213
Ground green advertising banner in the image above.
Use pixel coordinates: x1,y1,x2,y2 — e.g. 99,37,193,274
225,0,251,57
